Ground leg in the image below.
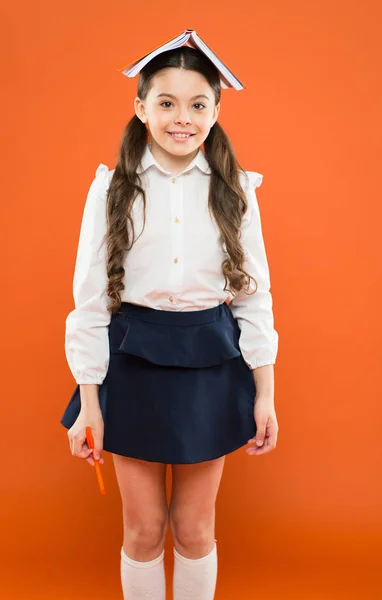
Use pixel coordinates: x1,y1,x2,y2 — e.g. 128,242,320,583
169,455,225,558
112,454,169,600
113,454,169,561
169,456,226,600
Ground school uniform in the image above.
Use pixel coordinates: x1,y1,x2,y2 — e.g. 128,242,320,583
60,142,279,464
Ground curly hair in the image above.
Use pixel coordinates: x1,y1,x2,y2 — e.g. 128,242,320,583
104,46,258,314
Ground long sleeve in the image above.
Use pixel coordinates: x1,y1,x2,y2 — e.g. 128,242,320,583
65,163,112,385
229,171,279,369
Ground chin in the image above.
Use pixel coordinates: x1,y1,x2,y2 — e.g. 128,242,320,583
164,135,200,152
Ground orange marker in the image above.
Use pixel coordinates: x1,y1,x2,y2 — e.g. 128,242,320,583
86,426,106,495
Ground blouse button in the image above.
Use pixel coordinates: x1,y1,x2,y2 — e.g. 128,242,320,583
171,177,176,183
174,217,180,223
169,296,174,302
174,258,179,264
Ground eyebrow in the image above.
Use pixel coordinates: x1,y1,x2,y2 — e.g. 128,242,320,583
156,93,210,101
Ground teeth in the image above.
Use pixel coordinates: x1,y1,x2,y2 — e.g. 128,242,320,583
171,133,191,138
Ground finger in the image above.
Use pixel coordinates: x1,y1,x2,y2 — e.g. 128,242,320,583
70,436,86,456
252,445,273,455
75,448,94,459
247,437,275,455
249,424,264,443
93,445,104,461
93,450,104,461
87,454,105,466
247,433,269,451
266,425,278,448
246,444,273,455
86,455,95,466
270,432,278,447
254,425,267,446
71,440,93,460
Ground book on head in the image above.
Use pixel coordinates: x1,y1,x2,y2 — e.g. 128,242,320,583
117,29,245,91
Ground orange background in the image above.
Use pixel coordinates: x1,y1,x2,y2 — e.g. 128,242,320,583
1,1,381,598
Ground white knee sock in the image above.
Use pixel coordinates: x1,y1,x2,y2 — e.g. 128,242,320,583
120,546,166,600
173,540,218,600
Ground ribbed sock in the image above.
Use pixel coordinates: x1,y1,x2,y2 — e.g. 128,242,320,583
120,546,166,600
173,540,218,599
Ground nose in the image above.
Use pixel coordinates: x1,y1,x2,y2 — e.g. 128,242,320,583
175,110,191,126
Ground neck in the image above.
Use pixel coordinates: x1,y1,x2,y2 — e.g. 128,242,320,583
149,140,200,175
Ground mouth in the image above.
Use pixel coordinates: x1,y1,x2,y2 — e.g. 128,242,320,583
166,132,196,141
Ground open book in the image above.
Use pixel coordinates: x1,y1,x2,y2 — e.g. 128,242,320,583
117,29,245,91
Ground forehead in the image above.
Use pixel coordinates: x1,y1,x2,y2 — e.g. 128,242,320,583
149,68,212,97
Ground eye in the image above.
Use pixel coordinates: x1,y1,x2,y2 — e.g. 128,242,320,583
159,101,206,110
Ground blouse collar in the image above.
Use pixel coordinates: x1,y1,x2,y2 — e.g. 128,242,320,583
137,142,211,176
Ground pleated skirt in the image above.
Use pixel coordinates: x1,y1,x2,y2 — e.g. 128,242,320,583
60,301,257,464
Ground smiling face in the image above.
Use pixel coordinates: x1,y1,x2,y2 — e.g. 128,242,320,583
134,67,220,171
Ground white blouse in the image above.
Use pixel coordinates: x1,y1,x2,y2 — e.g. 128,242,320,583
65,143,279,385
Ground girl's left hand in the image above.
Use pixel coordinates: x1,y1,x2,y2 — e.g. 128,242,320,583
246,395,278,456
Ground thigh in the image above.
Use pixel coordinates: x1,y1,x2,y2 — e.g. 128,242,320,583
112,454,169,527
169,456,226,521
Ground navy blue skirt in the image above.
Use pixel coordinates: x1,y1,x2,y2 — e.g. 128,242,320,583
60,301,257,464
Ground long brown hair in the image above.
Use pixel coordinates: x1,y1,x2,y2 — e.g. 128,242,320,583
105,46,258,314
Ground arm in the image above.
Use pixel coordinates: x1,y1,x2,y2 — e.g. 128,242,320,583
252,364,274,401
229,171,279,397
64,164,112,395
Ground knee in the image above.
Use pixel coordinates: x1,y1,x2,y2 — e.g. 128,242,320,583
170,511,214,552
124,515,169,553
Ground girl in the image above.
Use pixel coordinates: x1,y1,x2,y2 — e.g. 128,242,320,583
61,44,279,600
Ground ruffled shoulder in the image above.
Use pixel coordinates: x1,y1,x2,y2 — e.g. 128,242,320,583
94,163,110,193
95,162,108,177
238,169,263,227
239,169,263,191
247,170,263,189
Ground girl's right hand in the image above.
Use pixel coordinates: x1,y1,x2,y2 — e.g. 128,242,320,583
67,406,105,467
